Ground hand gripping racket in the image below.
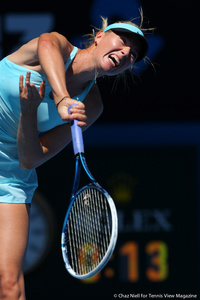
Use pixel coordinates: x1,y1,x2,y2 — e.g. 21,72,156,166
61,104,118,279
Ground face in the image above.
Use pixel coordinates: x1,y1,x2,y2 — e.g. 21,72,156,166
94,30,140,76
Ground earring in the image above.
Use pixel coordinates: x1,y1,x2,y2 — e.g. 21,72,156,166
92,29,95,39
92,29,97,46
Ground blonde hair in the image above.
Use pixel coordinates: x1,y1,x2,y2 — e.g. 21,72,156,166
84,8,155,87
84,8,154,47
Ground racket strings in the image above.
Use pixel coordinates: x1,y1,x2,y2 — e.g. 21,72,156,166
65,187,112,275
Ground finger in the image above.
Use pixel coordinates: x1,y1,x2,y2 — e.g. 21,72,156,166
70,112,87,122
39,81,46,99
24,72,31,95
77,120,87,127
25,71,31,83
25,81,33,96
69,99,85,110
74,101,85,109
69,107,86,115
19,75,24,94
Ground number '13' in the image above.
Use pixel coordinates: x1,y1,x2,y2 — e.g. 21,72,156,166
119,241,168,282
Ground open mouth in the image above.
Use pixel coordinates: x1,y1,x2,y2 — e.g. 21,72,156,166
108,54,120,67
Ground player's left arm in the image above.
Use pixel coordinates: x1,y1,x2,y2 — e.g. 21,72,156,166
18,83,103,170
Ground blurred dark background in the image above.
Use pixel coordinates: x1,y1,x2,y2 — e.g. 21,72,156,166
0,0,199,298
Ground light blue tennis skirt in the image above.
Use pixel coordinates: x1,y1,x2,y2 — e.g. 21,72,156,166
0,97,38,204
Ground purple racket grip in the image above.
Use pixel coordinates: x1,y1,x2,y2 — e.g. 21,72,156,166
68,104,84,155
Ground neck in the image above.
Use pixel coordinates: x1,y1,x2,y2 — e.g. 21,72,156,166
70,45,99,84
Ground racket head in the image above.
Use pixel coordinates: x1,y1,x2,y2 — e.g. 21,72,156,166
61,183,118,279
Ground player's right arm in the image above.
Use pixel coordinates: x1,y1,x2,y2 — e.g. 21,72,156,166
8,32,85,122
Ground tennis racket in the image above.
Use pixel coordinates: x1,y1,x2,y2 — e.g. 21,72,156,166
61,104,118,279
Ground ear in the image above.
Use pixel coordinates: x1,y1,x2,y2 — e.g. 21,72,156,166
94,30,105,44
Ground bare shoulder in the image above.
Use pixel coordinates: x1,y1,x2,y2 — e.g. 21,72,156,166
7,32,73,69
38,32,73,61
7,37,40,67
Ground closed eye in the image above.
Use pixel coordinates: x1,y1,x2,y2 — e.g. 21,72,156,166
120,36,137,60
120,36,128,45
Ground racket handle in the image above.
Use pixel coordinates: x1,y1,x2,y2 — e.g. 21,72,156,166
68,104,84,154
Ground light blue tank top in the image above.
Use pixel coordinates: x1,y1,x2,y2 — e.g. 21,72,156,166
0,46,94,137
0,46,94,204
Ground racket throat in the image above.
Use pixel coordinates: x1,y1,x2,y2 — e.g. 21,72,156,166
80,154,96,182
71,156,81,196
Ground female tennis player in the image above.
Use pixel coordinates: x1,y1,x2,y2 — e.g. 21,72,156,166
0,16,148,299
